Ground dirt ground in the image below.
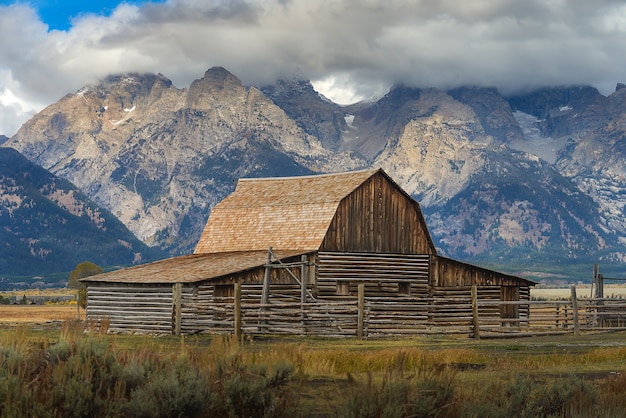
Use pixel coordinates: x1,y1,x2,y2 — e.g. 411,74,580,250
0,305,81,323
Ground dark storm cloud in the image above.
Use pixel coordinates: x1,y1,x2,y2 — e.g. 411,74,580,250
1,0,625,134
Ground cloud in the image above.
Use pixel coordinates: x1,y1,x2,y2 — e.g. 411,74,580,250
1,0,626,136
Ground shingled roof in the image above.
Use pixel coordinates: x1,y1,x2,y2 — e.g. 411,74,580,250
80,250,307,284
194,169,381,254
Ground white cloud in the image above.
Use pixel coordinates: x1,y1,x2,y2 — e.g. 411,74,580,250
1,0,626,135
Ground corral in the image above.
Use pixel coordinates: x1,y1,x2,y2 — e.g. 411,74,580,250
82,169,536,336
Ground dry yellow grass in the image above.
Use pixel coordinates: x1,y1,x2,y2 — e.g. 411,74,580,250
532,285,626,300
0,305,80,323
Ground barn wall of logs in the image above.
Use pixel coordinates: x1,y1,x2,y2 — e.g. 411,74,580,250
86,251,532,337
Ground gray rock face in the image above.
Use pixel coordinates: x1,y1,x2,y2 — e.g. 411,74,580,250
5,68,626,275
6,67,358,254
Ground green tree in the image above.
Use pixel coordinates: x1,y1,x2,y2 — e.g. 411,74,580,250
69,261,103,308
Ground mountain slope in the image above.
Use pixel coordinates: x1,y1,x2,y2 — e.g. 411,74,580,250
5,68,626,279
343,85,621,271
0,147,162,277
261,79,348,151
508,85,626,257
6,67,361,254
425,148,614,261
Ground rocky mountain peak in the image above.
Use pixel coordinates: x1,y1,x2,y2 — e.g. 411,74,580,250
187,66,245,107
508,86,609,137
508,86,605,118
262,78,320,100
447,86,523,142
4,67,351,255
261,79,347,151
344,85,487,161
5,67,626,279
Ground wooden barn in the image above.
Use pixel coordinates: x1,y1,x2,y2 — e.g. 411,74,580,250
82,169,535,336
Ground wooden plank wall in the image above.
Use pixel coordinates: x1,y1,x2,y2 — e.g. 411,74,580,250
436,256,531,288
86,283,174,334
320,173,435,255
316,252,432,336
85,252,534,337
317,252,431,298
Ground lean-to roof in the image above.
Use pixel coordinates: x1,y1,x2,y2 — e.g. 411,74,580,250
80,250,307,284
194,169,381,254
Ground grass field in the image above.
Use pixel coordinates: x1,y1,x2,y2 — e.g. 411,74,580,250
0,305,80,323
2,288,626,415
2,321,626,416
532,284,626,300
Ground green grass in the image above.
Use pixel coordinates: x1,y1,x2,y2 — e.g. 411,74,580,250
2,324,626,417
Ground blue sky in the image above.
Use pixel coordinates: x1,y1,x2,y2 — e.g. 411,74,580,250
32,1,133,31
1,0,626,137
2,1,153,31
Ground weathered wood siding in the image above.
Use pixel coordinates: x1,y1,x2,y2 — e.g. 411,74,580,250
436,257,532,288
316,251,432,335
317,251,431,298
320,173,435,254
86,283,174,334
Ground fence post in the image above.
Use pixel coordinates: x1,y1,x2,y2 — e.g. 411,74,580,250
261,247,272,305
173,283,182,336
571,285,580,336
301,255,308,335
234,283,242,342
357,283,365,339
76,293,81,321
471,285,480,340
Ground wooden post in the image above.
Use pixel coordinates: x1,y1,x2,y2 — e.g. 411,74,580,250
76,293,81,321
471,285,480,340
173,283,182,336
261,247,272,306
595,264,605,328
234,283,242,342
301,255,308,335
555,305,560,328
571,285,580,336
357,283,365,339
593,264,604,299
428,257,438,325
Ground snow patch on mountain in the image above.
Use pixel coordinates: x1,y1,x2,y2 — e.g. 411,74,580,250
510,111,568,164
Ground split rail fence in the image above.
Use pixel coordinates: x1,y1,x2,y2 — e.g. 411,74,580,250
171,284,626,339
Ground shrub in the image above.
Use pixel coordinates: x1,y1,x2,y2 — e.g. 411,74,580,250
458,374,598,418
122,356,213,418
214,355,297,418
0,326,299,418
342,362,455,418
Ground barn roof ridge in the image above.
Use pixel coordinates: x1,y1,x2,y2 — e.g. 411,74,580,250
236,168,381,183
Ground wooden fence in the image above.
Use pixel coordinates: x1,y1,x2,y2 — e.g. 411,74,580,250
474,287,626,338
87,283,626,338
181,284,626,339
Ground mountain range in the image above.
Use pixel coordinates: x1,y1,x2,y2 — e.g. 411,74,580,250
4,66,626,282
0,147,162,287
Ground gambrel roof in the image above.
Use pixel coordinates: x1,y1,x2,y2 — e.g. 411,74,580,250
194,169,391,254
